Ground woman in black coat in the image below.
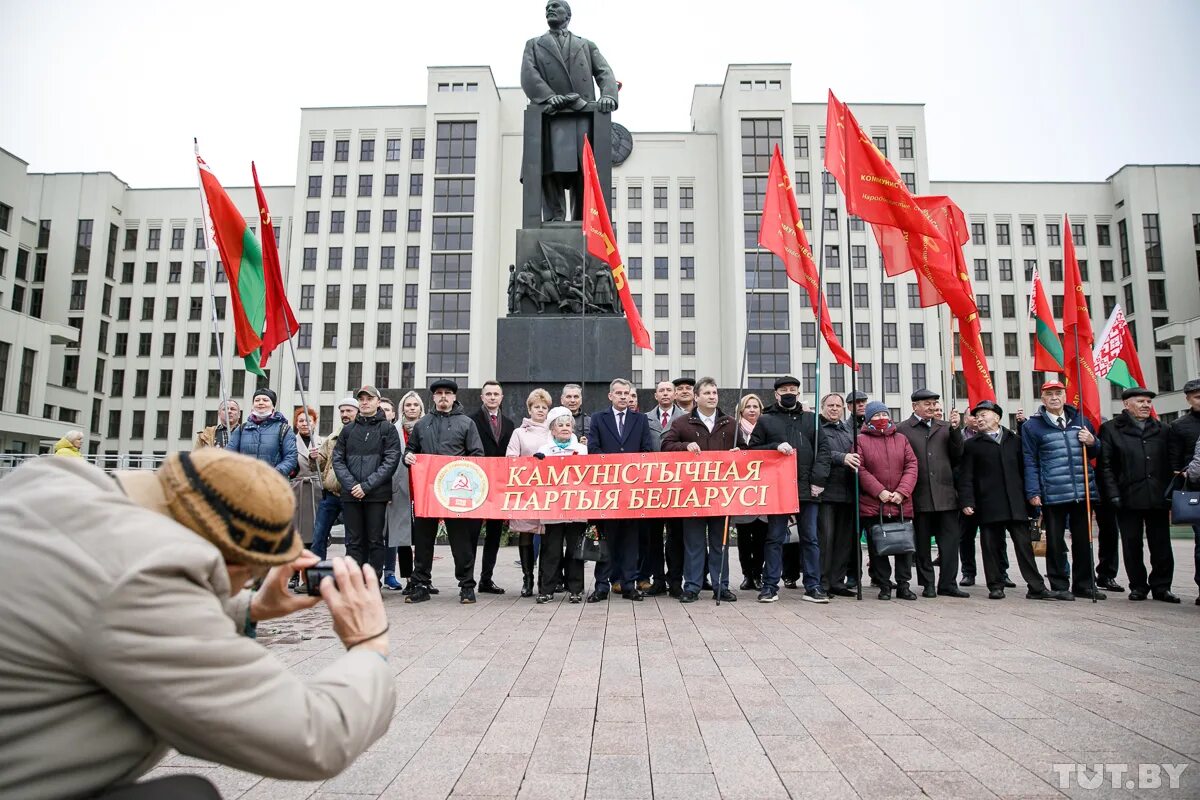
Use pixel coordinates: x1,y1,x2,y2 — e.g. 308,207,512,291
731,394,789,602
956,401,1053,600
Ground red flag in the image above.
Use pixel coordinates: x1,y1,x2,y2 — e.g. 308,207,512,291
957,313,997,408
758,145,855,368
251,162,298,369
1029,268,1065,372
824,91,945,241
873,197,975,318
581,137,651,351
1061,214,1100,430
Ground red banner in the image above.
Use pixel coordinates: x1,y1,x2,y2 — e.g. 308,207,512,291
409,451,800,520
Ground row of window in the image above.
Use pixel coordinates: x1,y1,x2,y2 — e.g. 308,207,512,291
305,174,476,208
311,137,416,164
623,186,695,210
309,123,477,176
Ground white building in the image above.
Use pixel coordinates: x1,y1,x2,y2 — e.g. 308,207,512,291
1,63,1197,455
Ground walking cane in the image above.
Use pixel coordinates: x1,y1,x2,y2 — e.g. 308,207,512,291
715,515,731,606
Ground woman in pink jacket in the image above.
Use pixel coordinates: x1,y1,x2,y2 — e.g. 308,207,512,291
506,388,553,597
855,402,919,601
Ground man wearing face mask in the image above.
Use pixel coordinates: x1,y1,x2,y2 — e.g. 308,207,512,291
763,376,832,602
897,388,968,599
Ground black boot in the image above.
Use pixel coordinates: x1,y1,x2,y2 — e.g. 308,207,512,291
519,544,536,598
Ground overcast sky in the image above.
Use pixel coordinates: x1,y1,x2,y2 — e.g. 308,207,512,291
2,0,1197,189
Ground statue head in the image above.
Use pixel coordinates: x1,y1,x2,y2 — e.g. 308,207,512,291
545,0,571,30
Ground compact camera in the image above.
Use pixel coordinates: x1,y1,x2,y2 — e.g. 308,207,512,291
303,560,335,594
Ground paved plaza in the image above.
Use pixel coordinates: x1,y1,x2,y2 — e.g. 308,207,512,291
150,541,1199,799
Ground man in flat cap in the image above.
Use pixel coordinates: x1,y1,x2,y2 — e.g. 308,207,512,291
897,388,968,598
1167,377,1200,601
956,400,1053,600
403,379,486,604
763,375,831,602
1098,388,1178,602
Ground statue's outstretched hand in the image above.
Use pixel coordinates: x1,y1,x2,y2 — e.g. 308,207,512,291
596,97,616,113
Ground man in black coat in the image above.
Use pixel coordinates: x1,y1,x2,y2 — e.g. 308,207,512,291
1098,388,1179,603
402,379,486,604
956,401,1053,600
897,388,968,598
1166,378,1200,602
816,393,859,597
332,385,402,581
587,378,656,602
467,381,516,594
763,376,832,602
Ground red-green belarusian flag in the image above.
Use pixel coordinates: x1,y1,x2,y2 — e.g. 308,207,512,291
197,151,266,376
1028,267,1064,372
1094,304,1149,389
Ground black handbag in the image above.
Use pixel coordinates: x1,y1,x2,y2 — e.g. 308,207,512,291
869,505,916,556
1167,474,1200,524
574,526,609,562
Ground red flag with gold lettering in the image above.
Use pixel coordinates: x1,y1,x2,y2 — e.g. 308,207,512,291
1061,215,1100,430
758,144,854,368
871,196,974,314
824,91,945,241
582,136,652,351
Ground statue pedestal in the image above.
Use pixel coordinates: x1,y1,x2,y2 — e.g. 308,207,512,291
521,106,612,230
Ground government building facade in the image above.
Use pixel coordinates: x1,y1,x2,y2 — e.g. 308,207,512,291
0,64,1197,457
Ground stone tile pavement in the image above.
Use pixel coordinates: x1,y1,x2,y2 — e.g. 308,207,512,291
149,540,1200,799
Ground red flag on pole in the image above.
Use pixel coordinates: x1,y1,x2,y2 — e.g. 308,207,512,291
824,91,945,241
759,145,855,368
1061,214,1100,430
251,162,298,369
581,137,651,351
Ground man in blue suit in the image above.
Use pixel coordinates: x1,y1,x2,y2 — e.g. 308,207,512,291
588,378,656,601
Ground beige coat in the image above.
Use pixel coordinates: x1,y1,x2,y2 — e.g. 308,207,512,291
0,457,395,800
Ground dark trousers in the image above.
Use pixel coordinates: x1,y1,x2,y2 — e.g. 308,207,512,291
468,519,504,583
638,519,666,583
682,516,730,593
1117,508,1174,593
736,519,768,583
594,518,638,592
979,521,1047,592
1042,502,1097,593
413,517,477,590
392,546,413,578
960,513,1008,580
342,501,388,574
1193,524,1200,591
818,502,857,591
310,490,342,559
865,516,913,588
665,518,685,590
541,523,586,594
97,775,221,799
760,514,787,591
1095,502,1121,581
914,510,961,591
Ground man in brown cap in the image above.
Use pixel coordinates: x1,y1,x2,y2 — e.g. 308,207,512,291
0,450,396,799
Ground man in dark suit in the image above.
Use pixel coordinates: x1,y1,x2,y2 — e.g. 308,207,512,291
643,380,686,596
896,388,969,598
468,381,516,594
520,0,618,222
588,378,655,602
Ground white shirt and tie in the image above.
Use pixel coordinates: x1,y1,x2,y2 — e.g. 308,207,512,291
612,408,626,438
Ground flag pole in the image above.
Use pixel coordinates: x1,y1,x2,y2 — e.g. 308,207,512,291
844,187,862,602
813,170,829,435
194,139,233,445
1067,227,1098,604
937,304,950,406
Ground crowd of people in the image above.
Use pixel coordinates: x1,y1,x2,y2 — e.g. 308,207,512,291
207,373,1200,608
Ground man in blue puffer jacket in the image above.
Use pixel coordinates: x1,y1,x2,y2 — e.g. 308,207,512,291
226,388,298,479
1021,380,1102,600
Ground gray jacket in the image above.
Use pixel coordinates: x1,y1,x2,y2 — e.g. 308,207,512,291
0,458,395,800
645,405,686,452
896,415,965,513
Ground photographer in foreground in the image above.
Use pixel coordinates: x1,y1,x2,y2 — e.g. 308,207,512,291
0,449,395,800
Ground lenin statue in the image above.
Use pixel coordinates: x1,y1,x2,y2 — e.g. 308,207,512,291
520,0,618,222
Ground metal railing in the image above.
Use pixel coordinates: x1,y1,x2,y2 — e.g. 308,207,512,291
0,453,166,480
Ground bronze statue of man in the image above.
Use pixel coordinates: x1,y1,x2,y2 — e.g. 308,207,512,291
520,0,618,222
